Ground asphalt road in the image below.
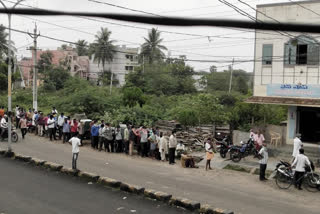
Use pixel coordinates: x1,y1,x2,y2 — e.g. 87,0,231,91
0,157,190,214
3,134,320,214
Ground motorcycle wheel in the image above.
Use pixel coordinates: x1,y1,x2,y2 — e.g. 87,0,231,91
304,173,320,192
230,150,241,162
12,132,18,143
220,150,226,158
275,169,292,189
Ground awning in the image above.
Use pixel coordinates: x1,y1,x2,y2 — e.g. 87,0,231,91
246,96,320,107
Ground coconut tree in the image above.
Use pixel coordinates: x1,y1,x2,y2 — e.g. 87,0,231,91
0,24,8,59
75,39,89,56
140,28,167,64
92,27,115,94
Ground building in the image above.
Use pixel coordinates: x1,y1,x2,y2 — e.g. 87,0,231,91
89,45,139,86
19,47,90,86
247,0,320,144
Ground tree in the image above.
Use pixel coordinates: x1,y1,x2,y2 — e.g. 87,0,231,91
140,28,167,63
0,24,8,60
210,65,217,73
38,51,53,73
98,70,119,86
43,66,70,91
60,44,69,50
75,39,89,56
234,76,249,94
92,27,115,71
123,86,146,108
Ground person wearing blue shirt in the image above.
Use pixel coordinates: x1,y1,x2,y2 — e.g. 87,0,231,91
91,120,100,149
62,118,71,143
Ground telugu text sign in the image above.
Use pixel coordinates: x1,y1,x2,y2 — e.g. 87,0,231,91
267,84,320,98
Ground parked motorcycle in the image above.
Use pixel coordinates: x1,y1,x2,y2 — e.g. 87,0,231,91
1,128,19,142
216,136,232,158
229,137,258,162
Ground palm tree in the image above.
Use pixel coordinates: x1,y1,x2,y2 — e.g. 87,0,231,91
75,39,88,56
140,28,167,64
0,24,8,60
92,27,115,94
93,27,115,72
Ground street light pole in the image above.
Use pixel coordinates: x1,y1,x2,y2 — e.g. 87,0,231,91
0,0,25,153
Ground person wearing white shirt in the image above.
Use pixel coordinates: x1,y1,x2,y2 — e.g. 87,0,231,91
69,134,82,170
168,130,177,164
205,138,214,170
159,132,167,161
258,143,269,181
47,115,56,141
292,148,311,190
292,133,303,161
176,141,185,157
51,107,58,115
57,113,65,140
0,115,8,140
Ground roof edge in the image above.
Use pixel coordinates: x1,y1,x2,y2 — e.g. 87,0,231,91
257,0,320,9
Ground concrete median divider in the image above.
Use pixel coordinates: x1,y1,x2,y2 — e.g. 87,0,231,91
119,182,145,194
169,196,201,211
43,161,63,171
30,157,46,166
1,151,235,213
98,177,121,188
60,167,79,176
78,171,100,182
14,154,32,162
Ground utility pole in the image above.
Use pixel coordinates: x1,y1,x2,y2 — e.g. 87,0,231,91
142,55,145,74
228,58,234,94
109,71,113,95
28,24,40,111
0,0,25,153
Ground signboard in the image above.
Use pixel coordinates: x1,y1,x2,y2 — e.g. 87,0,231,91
267,84,320,98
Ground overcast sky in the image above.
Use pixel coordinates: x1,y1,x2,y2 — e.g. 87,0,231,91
0,0,293,72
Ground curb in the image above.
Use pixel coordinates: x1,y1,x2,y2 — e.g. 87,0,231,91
0,151,234,213
98,177,121,188
79,171,100,182
43,161,63,171
14,154,32,162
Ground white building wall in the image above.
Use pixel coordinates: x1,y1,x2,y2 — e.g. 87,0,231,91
89,45,139,86
254,1,320,97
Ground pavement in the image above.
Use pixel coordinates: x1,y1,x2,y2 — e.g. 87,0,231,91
0,156,190,214
1,134,320,214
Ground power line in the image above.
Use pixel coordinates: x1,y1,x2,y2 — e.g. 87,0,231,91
2,8,320,34
87,0,163,17
288,0,320,17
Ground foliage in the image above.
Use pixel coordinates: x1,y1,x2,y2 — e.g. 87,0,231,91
122,86,145,108
140,28,167,64
125,61,196,95
43,66,70,91
97,70,119,86
0,24,8,60
38,51,53,74
92,27,115,70
75,39,89,56
0,63,8,91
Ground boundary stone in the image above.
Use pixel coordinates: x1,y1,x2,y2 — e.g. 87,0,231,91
78,171,100,182
14,154,32,162
119,182,145,194
98,177,121,188
43,161,63,171
60,167,79,176
30,158,46,166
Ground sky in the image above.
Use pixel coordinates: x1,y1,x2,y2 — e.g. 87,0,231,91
0,0,295,73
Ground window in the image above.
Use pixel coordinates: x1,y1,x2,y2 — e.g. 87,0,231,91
125,66,134,71
284,35,319,65
125,55,133,61
262,44,273,65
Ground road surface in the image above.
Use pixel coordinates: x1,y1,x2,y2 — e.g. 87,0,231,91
1,134,320,214
0,156,190,214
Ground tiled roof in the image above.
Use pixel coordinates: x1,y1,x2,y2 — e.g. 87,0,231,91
246,96,320,107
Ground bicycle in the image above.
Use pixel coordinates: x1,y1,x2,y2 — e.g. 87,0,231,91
275,160,320,192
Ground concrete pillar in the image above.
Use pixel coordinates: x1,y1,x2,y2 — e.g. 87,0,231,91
287,106,297,144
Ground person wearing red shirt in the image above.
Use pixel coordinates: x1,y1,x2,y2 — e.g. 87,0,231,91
71,119,79,137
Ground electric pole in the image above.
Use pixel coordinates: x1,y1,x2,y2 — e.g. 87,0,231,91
228,58,234,94
28,24,40,111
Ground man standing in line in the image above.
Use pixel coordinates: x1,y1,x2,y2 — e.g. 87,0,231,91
52,106,58,115
99,123,105,151
68,133,81,170
115,125,123,153
0,106,5,118
123,124,129,154
139,126,148,157
15,107,21,129
258,142,269,181
32,111,38,135
19,115,28,139
159,132,168,161
91,120,100,150
57,113,65,140
169,130,177,165
70,119,79,137
104,123,114,152
292,148,311,190
37,112,45,137
62,118,71,143
128,125,136,156
0,114,7,141
254,129,265,151
47,115,56,141
292,133,303,162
